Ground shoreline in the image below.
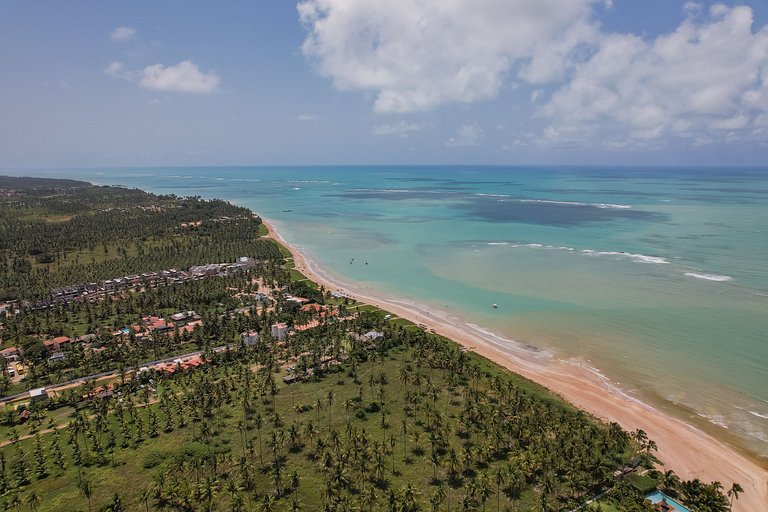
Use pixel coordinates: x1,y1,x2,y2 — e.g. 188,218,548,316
263,218,768,511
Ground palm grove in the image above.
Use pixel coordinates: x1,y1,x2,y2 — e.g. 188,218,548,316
0,178,736,511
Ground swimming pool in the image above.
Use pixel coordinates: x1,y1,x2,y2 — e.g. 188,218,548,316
645,491,691,512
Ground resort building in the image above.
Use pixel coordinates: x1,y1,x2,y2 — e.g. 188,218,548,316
242,331,260,346
271,323,289,340
43,336,72,352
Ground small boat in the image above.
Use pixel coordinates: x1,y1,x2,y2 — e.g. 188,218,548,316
492,304,498,309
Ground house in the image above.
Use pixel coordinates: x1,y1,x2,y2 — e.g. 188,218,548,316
171,310,197,322
0,347,20,361
77,333,97,343
358,331,384,342
83,385,114,401
48,352,66,363
43,336,72,352
271,323,289,340
177,320,202,335
282,374,302,385
29,388,48,402
242,331,260,346
143,316,171,333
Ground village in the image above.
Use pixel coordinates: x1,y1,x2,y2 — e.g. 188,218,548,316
0,261,385,414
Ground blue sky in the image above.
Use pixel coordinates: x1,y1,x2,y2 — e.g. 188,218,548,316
1,0,767,168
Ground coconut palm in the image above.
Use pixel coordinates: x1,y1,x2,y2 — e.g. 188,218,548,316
78,478,92,512
727,482,743,510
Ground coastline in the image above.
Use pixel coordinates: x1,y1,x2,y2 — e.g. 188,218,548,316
263,218,768,512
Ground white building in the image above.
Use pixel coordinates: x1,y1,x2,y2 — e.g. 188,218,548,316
242,331,260,346
271,323,289,340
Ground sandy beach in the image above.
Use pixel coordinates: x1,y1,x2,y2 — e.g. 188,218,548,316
263,219,768,511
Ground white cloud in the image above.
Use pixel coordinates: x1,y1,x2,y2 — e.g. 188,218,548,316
372,121,426,137
297,1,768,150
110,26,136,42
446,124,484,147
139,61,219,93
538,5,768,147
710,115,749,131
297,113,319,121
104,61,135,81
298,0,598,113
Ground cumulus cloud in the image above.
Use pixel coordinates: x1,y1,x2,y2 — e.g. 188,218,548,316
139,61,219,93
536,5,768,146
104,61,131,79
298,0,598,113
110,26,136,42
371,121,426,137
297,1,768,148
446,124,484,147
106,60,219,94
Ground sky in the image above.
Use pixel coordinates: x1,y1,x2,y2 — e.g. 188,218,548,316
1,0,767,168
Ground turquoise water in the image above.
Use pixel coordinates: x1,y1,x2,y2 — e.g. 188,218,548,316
12,166,768,457
646,491,691,512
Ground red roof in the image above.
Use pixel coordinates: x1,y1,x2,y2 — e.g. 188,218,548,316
143,316,169,331
294,319,321,331
44,336,71,347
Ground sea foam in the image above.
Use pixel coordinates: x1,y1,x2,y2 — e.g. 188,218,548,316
582,250,669,264
519,199,632,209
684,272,733,282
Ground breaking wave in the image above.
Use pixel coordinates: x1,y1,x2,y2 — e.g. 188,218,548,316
519,199,632,209
581,250,669,264
684,272,733,282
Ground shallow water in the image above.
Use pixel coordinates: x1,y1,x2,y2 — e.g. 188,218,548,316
15,165,768,457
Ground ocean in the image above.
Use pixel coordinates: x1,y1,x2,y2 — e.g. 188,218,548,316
13,166,768,459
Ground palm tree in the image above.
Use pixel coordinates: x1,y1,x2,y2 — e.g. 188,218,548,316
326,391,335,426
361,486,378,512
139,485,152,512
430,484,446,512
660,469,681,496
727,482,743,510
9,492,22,512
494,466,507,512
24,491,39,512
78,478,93,512
477,471,493,511
257,494,276,512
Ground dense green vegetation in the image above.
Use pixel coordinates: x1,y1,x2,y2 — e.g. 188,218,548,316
0,178,738,511
0,318,638,512
0,178,280,301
